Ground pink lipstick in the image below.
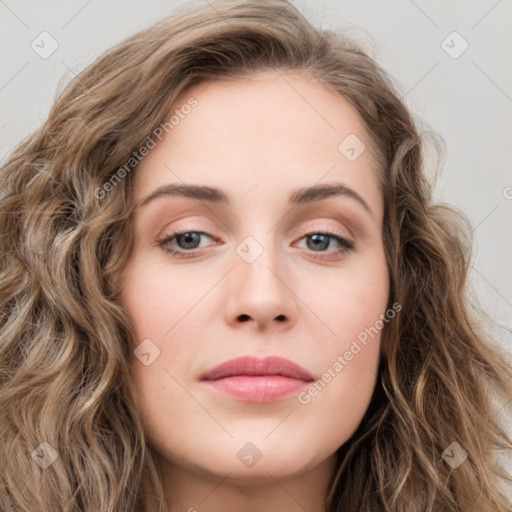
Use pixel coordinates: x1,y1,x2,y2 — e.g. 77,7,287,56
200,356,314,402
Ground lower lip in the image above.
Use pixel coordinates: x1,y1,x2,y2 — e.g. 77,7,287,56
203,376,310,402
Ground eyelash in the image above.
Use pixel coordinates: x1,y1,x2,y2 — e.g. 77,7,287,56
155,228,355,261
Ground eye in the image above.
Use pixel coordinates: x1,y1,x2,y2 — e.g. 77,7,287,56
294,230,354,260
155,230,216,259
155,228,355,260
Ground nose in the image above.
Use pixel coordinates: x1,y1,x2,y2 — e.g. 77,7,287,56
224,237,298,332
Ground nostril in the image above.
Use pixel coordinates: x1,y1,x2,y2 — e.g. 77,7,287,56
238,314,250,322
275,314,286,322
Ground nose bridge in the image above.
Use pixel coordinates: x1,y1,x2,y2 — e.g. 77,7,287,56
234,230,285,294
230,194,281,269
224,226,297,329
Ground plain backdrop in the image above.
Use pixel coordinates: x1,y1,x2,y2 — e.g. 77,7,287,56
1,1,511,344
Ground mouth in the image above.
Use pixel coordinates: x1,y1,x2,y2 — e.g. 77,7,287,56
199,356,314,402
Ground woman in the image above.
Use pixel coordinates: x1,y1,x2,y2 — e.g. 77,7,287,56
1,1,511,510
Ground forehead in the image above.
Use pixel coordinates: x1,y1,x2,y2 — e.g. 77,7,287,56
133,70,382,219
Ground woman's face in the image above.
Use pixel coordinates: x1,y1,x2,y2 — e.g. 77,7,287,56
119,70,389,483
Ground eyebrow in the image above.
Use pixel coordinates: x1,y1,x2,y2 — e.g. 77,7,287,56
138,182,371,213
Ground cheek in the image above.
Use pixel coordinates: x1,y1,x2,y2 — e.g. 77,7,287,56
294,321,382,458
120,260,212,426
293,254,388,438
300,252,389,345
120,258,210,344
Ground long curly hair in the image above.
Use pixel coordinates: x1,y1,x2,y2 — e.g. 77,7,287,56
1,1,511,510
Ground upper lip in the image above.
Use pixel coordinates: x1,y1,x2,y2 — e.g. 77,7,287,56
200,356,314,381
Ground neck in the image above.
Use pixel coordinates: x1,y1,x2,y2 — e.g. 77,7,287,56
157,452,337,512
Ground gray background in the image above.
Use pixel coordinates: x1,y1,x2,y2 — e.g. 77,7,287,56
1,0,511,345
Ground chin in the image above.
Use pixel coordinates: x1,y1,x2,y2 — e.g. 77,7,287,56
158,433,335,484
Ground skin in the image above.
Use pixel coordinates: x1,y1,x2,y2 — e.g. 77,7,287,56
119,70,389,512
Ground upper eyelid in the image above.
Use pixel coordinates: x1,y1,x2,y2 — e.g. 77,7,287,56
162,214,356,238
148,202,367,239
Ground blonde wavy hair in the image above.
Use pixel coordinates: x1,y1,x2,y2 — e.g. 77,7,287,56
1,1,511,510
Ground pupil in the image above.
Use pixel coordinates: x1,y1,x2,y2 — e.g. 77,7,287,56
309,234,328,251
178,232,200,249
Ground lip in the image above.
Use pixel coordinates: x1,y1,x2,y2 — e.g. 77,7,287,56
200,356,314,402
